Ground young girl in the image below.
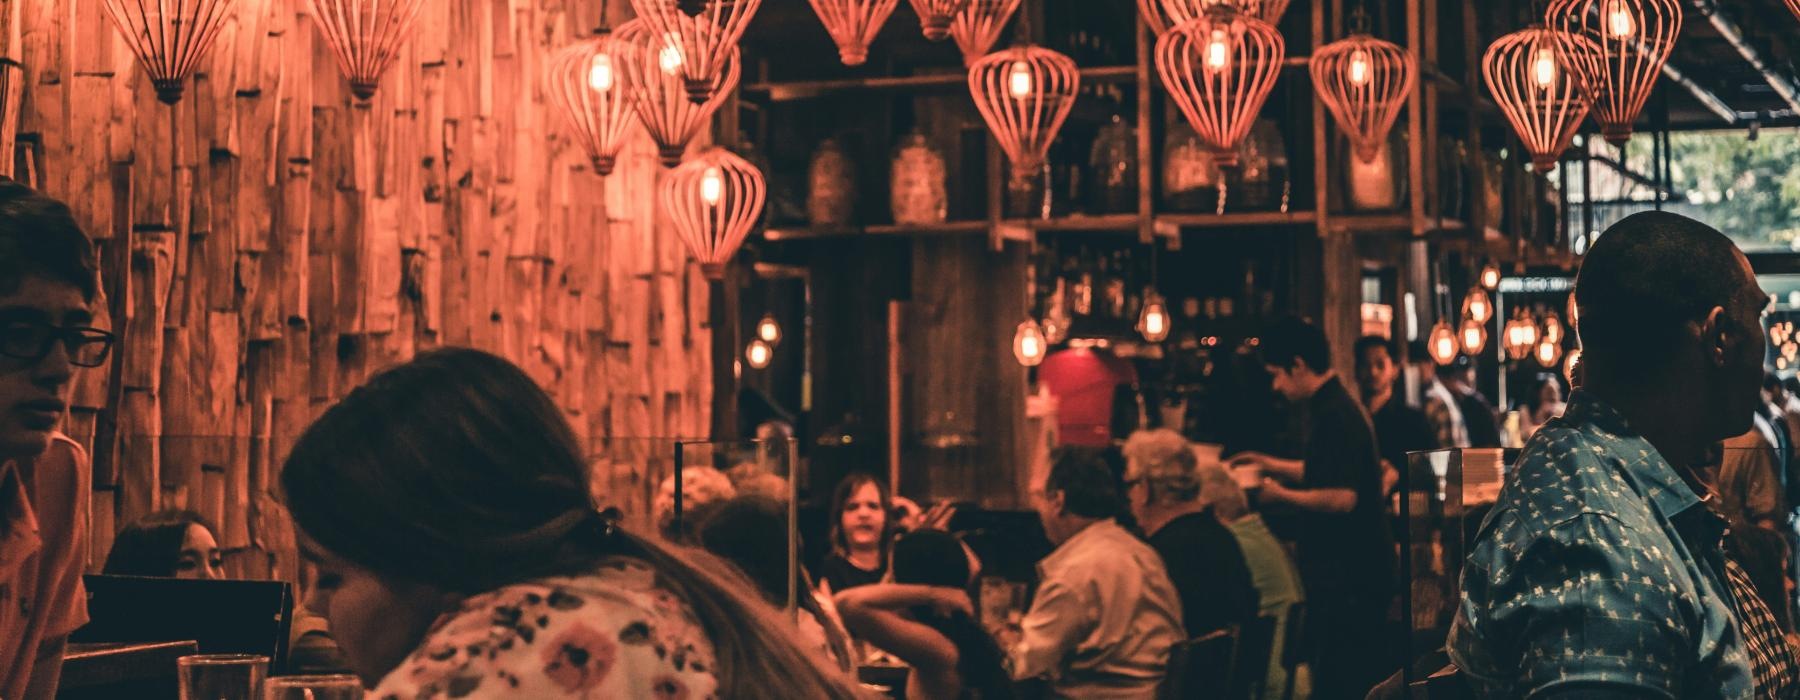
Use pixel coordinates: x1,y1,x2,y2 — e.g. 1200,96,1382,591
102,510,222,580
819,473,895,592
280,348,862,697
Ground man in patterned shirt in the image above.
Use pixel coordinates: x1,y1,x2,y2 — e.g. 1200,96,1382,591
1450,211,1797,698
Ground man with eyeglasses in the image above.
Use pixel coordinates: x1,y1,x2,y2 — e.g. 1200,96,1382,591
0,180,112,699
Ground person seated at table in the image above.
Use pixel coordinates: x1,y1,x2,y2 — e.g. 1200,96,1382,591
835,528,1013,700
281,348,863,697
1009,447,1185,698
0,181,107,700
652,464,737,543
696,494,856,672
101,509,350,674
1120,428,1258,637
820,471,898,592
1195,462,1305,700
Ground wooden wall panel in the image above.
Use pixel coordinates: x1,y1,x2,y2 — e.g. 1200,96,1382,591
16,0,713,579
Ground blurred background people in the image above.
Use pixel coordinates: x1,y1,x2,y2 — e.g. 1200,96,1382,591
1122,428,1258,637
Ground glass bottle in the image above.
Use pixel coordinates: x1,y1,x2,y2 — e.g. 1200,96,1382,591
1088,114,1138,214
1162,120,1222,212
807,138,856,226
1231,119,1288,211
890,132,948,225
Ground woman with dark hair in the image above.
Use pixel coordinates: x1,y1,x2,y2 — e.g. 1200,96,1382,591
819,472,896,592
835,529,1013,700
102,510,221,580
280,348,862,698
697,495,856,673
1516,372,1567,442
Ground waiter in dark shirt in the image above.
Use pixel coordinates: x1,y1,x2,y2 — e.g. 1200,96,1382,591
1231,317,1399,700
1354,335,1438,495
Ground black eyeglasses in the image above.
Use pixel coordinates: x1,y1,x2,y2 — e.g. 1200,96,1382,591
0,319,116,368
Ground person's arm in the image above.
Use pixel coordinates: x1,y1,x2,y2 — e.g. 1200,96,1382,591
1232,452,1305,482
1008,575,1094,682
1258,480,1357,513
23,635,68,699
834,585,963,680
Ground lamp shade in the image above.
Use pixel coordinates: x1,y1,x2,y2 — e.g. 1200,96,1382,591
546,30,641,175
1311,33,1414,164
1138,291,1171,342
659,148,767,280
307,0,429,100
619,20,740,166
809,0,901,66
968,44,1080,180
910,0,972,41
629,0,761,104
951,0,1021,66
103,0,237,104
1156,10,1285,167
1479,261,1502,290
1546,0,1681,145
1463,287,1493,325
1162,0,1291,26
1429,320,1459,366
1014,318,1047,366
1484,27,1592,173
1460,317,1488,355
1138,0,1177,35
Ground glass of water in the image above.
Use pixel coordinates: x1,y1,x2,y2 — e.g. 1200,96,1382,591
177,654,269,700
263,673,363,700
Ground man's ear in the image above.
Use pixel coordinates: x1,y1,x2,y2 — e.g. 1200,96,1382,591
1048,489,1067,516
1699,306,1729,366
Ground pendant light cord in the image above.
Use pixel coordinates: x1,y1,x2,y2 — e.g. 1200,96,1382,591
596,0,611,33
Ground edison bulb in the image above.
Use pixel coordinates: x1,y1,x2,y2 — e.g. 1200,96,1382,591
1139,299,1170,343
1536,339,1560,367
1543,314,1564,345
1013,319,1047,367
756,313,782,346
1206,30,1230,71
700,167,723,206
1348,49,1371,86
1465,288,1493,324
658,36,684,74
1479,262,1501,291
1007,60,1033,98
1429,321,1458,365
746,339,772,369
1532,48,1557,88
1460,318,1487,355
588,53,615,92
1605,1,1635,38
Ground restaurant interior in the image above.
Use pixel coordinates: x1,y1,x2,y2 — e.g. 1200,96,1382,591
15,0,1800,697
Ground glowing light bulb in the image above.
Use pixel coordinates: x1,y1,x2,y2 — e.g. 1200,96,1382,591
588,53,615,92
1138,298,1170,343
1605,1,1635,38
1014,319,1047,367
1206,30,1230,71
1479,262,1501,291
1532,48,1557,88
1429,321,1458,365
700,167,723,206
658,35,683,75
1460,318,1487,355
756,314,782,345
1543,314,1564,345
746,339,772,369
1464,288,1493,324
1348,49,1371,86
1536,338,1560,367
1007,60,1033,98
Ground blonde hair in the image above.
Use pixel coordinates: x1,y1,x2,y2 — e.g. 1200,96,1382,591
1123,429,1200,504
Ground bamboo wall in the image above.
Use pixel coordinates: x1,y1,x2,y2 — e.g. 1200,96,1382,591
9,0,712,579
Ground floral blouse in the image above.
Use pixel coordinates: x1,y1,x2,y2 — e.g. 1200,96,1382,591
369,557,720,699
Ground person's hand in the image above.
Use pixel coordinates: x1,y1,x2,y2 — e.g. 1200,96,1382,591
1380,458,1400,497
816,576,834,602
930,587,975,618
892,496,924,531
1228,451,1269,469
1257,478,1293,505
920,502,958,531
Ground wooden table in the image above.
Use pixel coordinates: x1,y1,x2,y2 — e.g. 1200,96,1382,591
59,640,197,699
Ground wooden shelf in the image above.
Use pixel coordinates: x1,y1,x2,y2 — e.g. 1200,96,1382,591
763,220,988,241
744,65,1137,102
1155,210,1316,230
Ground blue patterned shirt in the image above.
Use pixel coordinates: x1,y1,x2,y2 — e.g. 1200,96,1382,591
1448,390,1754,699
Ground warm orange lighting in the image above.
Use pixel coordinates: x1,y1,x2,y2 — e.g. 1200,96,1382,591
1162,0,1292,26
1532,48,1558,88
1429,320,1459,366
700,167,724,206
746,339,773,368
1157,9,1285,167
756,313,782,345
1460,317,1488,355
619,20,740,166
308,0,429,100
808,0,901,66
952,0,1021,66
969,45,1080,179
1312,33,1414,164
1348,49,1371,85
909,0,965,40
1605,0,1636,37
1014,319,1048,367
1479,261,1502,291
1463,287,1493,325
1565,347,1582,382
660,148,767,280
1536,338,1562,367
1206,30,1231,71
1547,0,1681,145
1485,28,1591,173
547,30,640,175
1542,313,1564,345
630,0,762,103
1139,293,1171,343
103,0,236,104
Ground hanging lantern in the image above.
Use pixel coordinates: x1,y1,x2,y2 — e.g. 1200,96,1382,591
1483,28,1592,173
746,339,773,369
630,0,761,104
1429,320,1459,366
1789,0,1800,22
103,0,237,104
1162,0,1292,26
910,0,970,41
1014,318,1048,367
1138,0,1177,35
1504,310,1540,360
1535,337,1562,367
660,148,767,280
1460,317,1488,355
1546,0,1681,146
1462,287,1493,325
1565,347,1582,383
951,0,1021,66
546,30,641,176
619,20,740,166
968,45,1080,179
756,313,782,346
307,0,428,100
1478,260,1502,291
1310,32,1415,164
810,0,901,66
1138,291,1171,343
1156,9,1285,167
1542,312,1564,345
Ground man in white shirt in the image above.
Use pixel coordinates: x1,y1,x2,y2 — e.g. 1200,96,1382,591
1010,448,1186,698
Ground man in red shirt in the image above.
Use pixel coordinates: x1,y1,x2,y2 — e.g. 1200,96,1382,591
0,181,108,698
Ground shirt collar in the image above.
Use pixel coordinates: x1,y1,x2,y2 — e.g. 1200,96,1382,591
1309,376,1348,409
1040,518,1125,574
1556,389,1708,525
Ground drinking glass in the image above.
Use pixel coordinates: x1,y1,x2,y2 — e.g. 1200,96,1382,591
178,654,268,700
263,673,363,700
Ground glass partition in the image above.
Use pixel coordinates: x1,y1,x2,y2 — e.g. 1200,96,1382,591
1399,447,1517,685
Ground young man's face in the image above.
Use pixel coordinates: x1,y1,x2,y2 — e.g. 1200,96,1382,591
1357,346,1398,399
0,274,91,460
1265,363,1307,403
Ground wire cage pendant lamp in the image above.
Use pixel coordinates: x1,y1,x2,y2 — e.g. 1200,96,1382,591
1155,6,1285,167
546,14,642,176
307,0,429,100
809,0,901,66
1162,0,1291,26
1484,27,1592,172
911,0,973,41
951,0,1022,66
1545,0,1681,146
1310,18,1414,164
968,38,1080,180
660,148,767,280
629,0,761,104
618,20,740,167
103,0,237,104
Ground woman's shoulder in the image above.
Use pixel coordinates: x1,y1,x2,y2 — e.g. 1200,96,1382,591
368,556,720,699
